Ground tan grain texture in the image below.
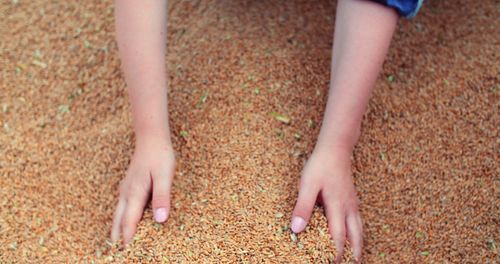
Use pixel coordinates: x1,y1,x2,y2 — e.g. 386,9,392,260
0,0,498,263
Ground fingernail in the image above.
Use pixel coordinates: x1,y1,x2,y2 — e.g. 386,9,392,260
154,208,168,223
291,216,307,233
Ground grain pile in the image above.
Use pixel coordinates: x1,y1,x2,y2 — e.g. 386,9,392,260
0,0,498,262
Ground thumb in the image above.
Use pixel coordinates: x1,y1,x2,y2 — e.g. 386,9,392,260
291,182,319,233
151,169,173,223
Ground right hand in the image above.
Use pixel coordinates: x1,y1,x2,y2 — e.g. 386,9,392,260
110,136,176,245
290,146,363,262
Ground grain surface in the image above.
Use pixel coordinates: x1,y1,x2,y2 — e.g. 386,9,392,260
0,0,498,263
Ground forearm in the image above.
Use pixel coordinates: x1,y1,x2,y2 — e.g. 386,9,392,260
115,0,171,145
316,0,399,153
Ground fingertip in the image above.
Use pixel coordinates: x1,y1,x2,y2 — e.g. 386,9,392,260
121,214,139,246
335,254,342,264
122,227,134,246
353,253,362,264
292,183,319,233
335,235,346,258
111,199,126,243
347,213,363,262
110,228,119,243
334,239,345,263
328,218,346,264
110,221,120,242
352,237,363,263
290,216,307,233
154,207,169,223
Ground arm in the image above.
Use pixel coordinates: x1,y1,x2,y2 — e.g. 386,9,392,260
111,0,175,245
115,0,171,142
317,0,398,153
291,0,398,261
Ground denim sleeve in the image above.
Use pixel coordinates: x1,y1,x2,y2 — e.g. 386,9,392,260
371,0,424,19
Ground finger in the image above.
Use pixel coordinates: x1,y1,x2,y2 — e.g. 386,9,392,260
347,212,363,262
291,181,319,233
111,197,126,242
151,169,173,223
121,186,149,245
325,203,346,263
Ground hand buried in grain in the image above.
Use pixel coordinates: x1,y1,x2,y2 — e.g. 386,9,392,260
111,137,175,245
291,147,363,262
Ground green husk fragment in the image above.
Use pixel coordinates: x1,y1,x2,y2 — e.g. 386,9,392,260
318,227,326,236
58,105,70,113
271,112,290,124
196,91,208,108
276,130,284,139
84,40,91,48
32,60,47,68
9,242,17,250
39,237,44,246
487,239,496,250
307,119,316,128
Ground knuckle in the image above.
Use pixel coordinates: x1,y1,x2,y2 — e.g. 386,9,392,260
122,210,140,227
293,206,309,219
152,194,170,207
119,180,128,194
121,216,137,230
299,177,320,190
334,227,346,239
328,221,346,239
126,181,148,198
152,171,169,182
327,200,345,215
346,204,358,215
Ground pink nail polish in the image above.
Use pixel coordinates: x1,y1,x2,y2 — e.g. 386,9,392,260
291,216,306,233
154,208,168,223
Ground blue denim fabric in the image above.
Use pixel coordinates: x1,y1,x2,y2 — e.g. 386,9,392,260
372,0,424,19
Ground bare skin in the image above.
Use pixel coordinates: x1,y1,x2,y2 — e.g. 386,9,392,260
111,0,399,261
111,0,174,245
290,0,398,262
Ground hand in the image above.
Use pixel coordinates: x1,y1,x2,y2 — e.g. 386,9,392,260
111,136,175,245
290,147,363,262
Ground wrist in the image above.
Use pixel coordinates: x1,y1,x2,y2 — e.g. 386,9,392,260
313,144,352,162
315,125,360,155
315,135,356,153
134,129,172,149
313,137,354,163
